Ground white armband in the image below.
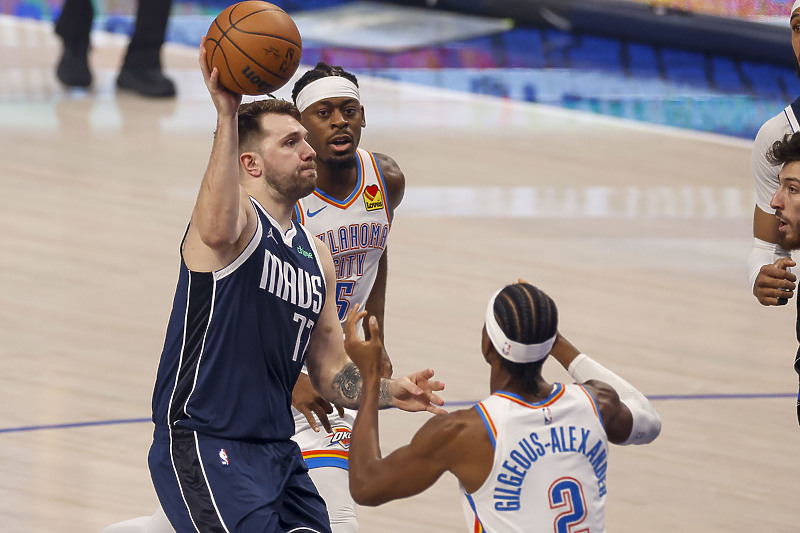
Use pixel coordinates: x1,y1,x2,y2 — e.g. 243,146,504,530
748,238,791,290
568,353,661,445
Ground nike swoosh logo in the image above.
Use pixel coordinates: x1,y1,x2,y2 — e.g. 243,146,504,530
306,206,327,218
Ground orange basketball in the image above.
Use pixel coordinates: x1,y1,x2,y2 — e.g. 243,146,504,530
204,1,302,95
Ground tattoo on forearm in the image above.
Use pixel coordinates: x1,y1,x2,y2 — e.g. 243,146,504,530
332,362,394,409
379,380,392,408
334,362,362,407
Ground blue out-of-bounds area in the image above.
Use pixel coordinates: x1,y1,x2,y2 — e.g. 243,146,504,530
6,0,800,139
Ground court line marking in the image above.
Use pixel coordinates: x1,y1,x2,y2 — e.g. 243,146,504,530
1,392,794,434
0,417,151,434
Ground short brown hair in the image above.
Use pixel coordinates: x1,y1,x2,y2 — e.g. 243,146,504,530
237,98,301,151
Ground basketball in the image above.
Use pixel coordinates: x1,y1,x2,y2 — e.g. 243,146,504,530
204,1,302,95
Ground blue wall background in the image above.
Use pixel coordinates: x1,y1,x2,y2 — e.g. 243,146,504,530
4,0,798,139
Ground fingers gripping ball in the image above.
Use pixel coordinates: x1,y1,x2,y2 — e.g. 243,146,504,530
204,1,302,95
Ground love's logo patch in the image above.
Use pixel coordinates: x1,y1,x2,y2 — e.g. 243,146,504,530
363,184,384,211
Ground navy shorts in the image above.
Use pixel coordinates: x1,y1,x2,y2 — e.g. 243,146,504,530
149,427,332,532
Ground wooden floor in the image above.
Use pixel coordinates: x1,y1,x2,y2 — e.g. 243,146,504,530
2,15,799,533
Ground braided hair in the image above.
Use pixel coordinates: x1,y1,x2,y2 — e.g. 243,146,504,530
291,62,359,104
490,283,558,394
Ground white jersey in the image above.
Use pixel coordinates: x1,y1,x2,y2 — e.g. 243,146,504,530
752,98,800,213
295,148,392,323
291,148,392,470
463,384,608,533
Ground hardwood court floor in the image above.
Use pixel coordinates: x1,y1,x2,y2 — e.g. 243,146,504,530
1,15,798,533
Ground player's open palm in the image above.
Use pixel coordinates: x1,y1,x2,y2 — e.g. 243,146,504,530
344,306,446,414
390,370,447,415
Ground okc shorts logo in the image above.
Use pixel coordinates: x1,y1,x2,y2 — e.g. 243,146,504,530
219,448,229,466
326,426,352,449
363,185,384,211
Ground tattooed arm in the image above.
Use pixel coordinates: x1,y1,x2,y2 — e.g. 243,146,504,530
306,323,444,413
330,361,394,410
303,240,445,413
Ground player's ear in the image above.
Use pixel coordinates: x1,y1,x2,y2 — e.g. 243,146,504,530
360,105,366,128
240,152,262,177
481,327,494,363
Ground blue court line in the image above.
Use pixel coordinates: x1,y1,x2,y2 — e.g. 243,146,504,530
0,392,794,434
647,392,796,401
0,417,151,434
443,391,796,408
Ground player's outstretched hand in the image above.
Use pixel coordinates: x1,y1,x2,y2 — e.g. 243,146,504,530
292,372,344,433
753,257,797,306
389,369,446,415
344,305,446,414
198,37,241,115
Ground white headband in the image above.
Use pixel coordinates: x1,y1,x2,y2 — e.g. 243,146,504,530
793,0,800,15
484,289,556,364
295,76,360,113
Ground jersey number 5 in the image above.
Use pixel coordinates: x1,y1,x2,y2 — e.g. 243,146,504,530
335,281,355,321
549,477,589,533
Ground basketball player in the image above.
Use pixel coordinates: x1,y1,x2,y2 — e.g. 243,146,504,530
345,281,661,531
100,63,403,533
760,132,800,426
749,0,800,424
146,41,444,532
288,62,404,532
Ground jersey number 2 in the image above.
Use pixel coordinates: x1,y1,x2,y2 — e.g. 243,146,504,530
549,477,589,533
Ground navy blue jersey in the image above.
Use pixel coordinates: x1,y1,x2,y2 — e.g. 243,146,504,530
151,198,327,441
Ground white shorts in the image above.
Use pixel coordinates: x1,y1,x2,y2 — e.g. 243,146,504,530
292,407,358,532
292,407,355,469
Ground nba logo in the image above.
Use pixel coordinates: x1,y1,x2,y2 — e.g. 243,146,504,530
219,449,229,466
502,342,512,356
543,407,553,425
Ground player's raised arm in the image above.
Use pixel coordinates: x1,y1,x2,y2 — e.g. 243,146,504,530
303,243,445,412
347,394,466,506
186,40,250,265
343,307,459,506
549,333,661,445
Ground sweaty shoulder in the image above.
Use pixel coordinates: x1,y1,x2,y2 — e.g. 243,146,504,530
410,408,484,461
414,408,475,443
373,152,405,213
412,407,494,492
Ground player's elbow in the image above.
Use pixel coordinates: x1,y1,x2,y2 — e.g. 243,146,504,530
200,233,237,250
349,485,377,506
621,402,662,445
349,481,385,506
349,468,391,506
195,220,240,250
